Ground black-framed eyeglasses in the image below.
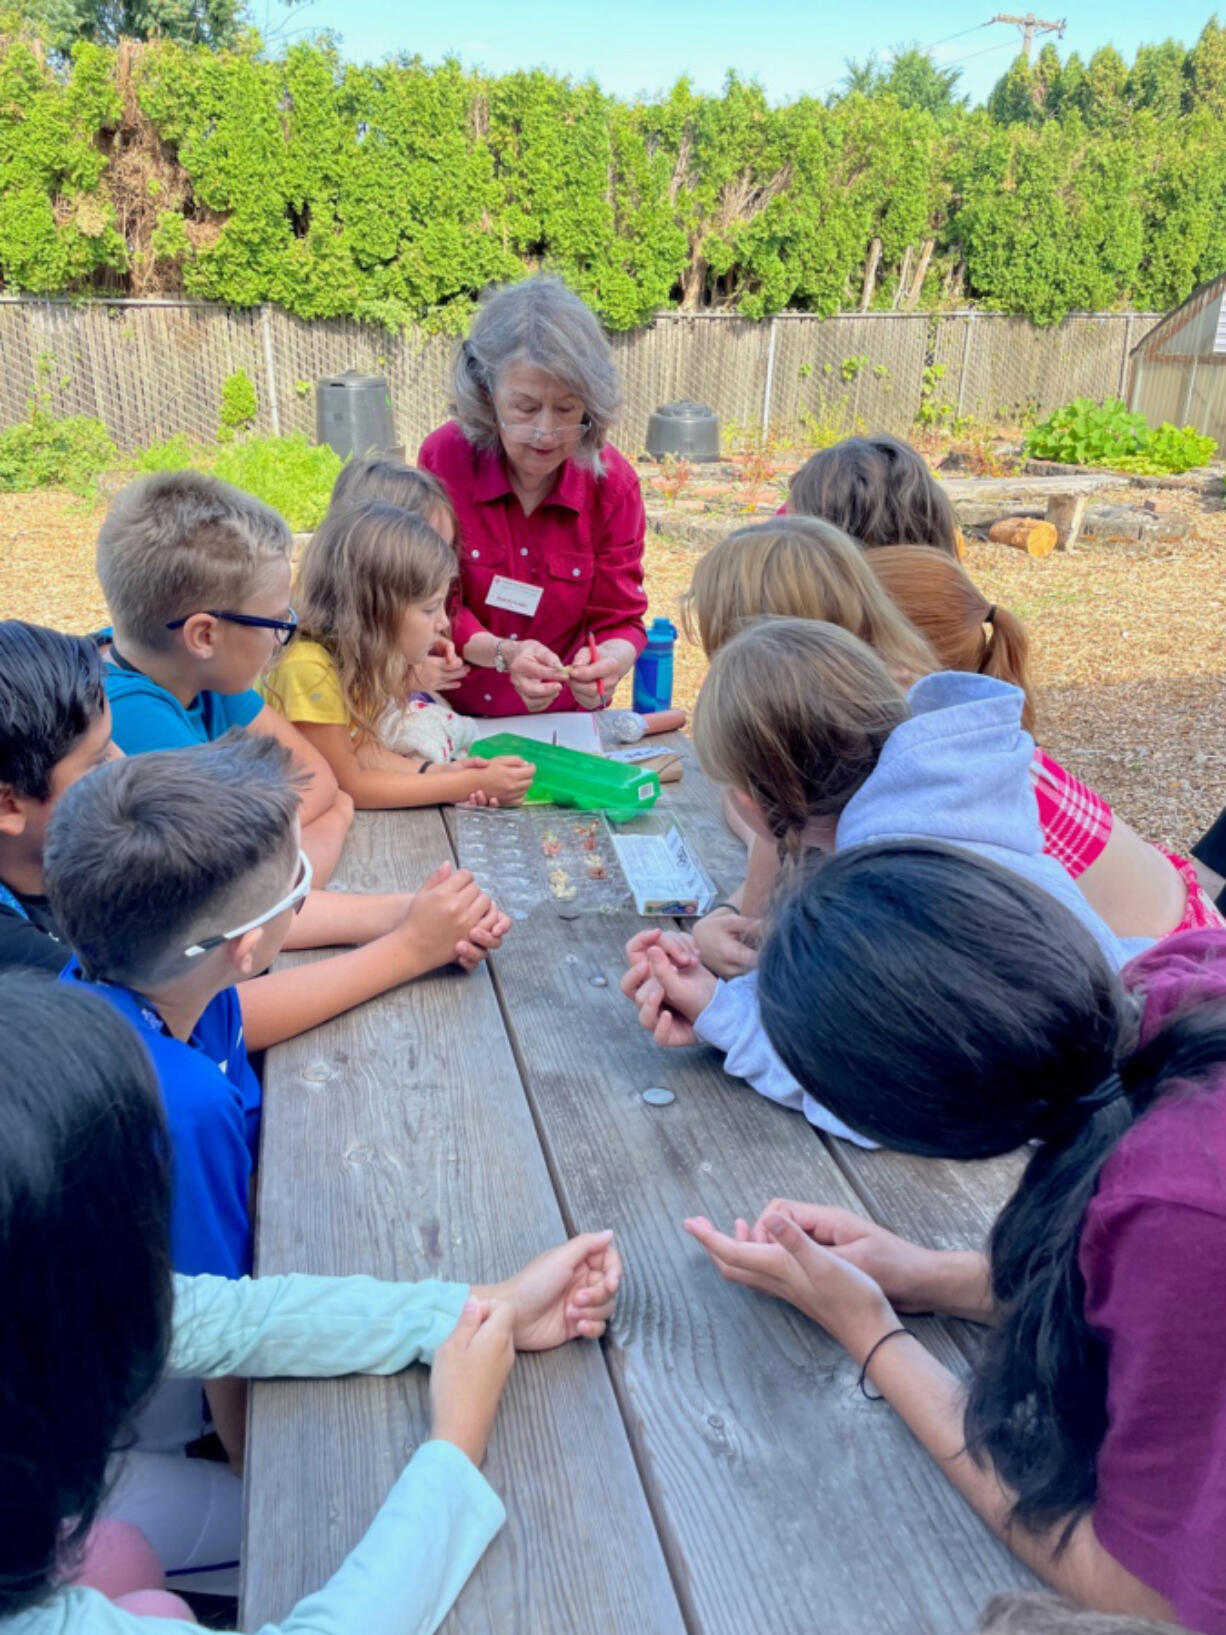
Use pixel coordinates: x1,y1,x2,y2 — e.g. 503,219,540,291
165,607,299,647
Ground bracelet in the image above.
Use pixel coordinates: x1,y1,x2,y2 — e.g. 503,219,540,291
417,760,434,773
707,900,741,917
858,1327,912,1401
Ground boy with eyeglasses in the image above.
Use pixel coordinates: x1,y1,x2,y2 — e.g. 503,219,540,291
94,469,354,883
0,622,510,1048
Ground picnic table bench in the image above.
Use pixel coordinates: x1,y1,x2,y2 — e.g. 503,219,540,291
241,735,1035,1635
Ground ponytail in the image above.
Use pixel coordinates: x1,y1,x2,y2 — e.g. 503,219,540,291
867,547,1038,735
969,1004,1226,1538
757,842,1226,1541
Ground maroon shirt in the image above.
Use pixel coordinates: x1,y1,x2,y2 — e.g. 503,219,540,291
1081,928,1226,1631
418,420,648,716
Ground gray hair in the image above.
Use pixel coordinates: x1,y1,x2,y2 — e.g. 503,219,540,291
452,276,622,475
97,470,292,651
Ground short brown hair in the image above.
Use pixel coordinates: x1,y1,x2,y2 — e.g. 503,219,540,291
96,471,291,651
328,456,456,530
44,732,300,987
682,516,938,682
867,545,1037,733
789,435,959,555
693,617,906,858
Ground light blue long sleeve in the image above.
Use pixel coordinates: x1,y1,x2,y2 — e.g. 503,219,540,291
6,1274,506,1635
693,972,879,1148
168,1270,470,1378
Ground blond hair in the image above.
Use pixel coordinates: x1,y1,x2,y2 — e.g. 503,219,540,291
328,457,456,532
97,471,291,651
284,500,457,742
867,546,1037,733
683,517,938,681
693,618,907,860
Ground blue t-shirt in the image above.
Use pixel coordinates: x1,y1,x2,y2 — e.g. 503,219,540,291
99,641,263,755
59,960,261,1280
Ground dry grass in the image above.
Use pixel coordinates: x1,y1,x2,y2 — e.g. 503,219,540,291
3,483,1223,855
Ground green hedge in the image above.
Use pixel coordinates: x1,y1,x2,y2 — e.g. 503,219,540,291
3,22,1226,329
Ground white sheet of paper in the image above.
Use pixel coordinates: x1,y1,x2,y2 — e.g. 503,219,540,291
468,711,604,755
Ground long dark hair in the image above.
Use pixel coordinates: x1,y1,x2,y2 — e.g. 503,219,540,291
758,842,1226,1536
0,975,173,1614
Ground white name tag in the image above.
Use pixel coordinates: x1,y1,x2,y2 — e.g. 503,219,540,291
486,574,544,617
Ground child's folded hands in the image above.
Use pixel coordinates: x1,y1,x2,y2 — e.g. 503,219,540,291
691,907,762,979
470,1231,623,1349
620,928,717,1048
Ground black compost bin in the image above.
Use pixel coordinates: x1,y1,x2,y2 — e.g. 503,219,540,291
644,400,720,462
315,370,395,460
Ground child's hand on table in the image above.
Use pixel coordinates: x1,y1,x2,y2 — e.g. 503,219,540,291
454,902,513,971
692,907,762,979
472,1231,623,1349
620,931,717,1048
430,1297,516,1467
445,755,535,807
398,862,492,969
683,1212,899,1363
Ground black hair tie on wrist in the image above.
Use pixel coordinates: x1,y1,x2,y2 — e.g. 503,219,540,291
858,1327,912,1401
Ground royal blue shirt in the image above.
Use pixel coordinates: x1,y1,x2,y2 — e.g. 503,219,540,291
97,636,264,755
59,960,261,1280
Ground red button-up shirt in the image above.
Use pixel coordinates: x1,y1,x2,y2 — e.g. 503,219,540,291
418,420,648,716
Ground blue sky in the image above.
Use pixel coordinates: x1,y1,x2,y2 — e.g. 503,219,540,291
258,0,1218,106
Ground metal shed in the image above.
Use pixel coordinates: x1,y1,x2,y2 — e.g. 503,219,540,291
1127,273,1226,441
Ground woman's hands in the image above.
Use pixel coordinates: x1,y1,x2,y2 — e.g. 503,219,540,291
507,640,570,712
567,638,637,712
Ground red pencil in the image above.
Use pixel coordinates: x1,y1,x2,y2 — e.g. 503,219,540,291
586,630,605,706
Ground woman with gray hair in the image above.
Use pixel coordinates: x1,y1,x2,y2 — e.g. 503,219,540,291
419,276,648,715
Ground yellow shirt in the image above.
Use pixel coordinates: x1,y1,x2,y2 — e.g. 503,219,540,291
262,638,349,727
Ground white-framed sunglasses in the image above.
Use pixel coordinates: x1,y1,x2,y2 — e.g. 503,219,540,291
184,847,313,958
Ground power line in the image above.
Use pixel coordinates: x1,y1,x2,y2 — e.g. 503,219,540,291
944,39,1020,67
989,12,1067,59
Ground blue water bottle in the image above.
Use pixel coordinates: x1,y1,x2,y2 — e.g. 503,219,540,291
633,617,678,713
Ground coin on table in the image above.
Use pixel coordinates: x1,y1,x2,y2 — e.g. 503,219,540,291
642,1087,676,1107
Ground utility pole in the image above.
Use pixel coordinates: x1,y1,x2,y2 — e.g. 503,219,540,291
990,12,1066,58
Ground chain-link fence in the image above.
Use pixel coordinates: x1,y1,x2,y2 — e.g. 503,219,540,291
0,299,1161,456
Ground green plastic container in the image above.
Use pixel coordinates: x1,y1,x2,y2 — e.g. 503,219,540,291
474,734,661,820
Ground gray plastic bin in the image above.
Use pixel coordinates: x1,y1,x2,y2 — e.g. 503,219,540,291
315,370,395,460
644,400,720,462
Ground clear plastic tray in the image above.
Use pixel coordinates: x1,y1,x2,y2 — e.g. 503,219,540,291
453,808,632,920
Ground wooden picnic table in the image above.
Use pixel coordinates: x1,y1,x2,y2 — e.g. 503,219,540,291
241,734,1035,1635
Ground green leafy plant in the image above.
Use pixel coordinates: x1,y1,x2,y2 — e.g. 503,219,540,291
915,362,956,430
840,354,869,382
1025,398,1216,473
218,370,258,441
0,376,117,495
134,432,199,471
209,435,343,531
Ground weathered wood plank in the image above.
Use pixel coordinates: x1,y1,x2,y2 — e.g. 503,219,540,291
241,807,684,1635
454,875,1037,1635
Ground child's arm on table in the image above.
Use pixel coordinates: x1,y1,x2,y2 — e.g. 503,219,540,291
238,865,508,1052
246,703,353,884
297,719,535,810
281,889,417,950
621,933,878,1145
685,1212,1174,1621
691,835,777,977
